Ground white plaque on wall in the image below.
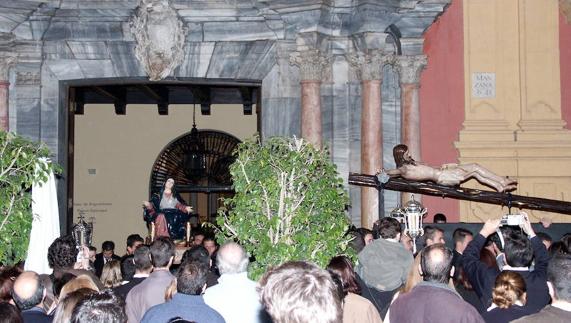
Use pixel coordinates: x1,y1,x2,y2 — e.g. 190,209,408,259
472,72,496,98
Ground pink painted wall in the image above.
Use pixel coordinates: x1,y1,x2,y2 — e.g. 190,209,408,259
560,13,571,129
419,0,464,222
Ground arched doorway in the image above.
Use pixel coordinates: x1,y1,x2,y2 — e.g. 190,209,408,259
148,129,241,223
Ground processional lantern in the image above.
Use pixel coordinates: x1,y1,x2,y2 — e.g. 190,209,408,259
402,195,427,254
183,104,207,180
72,210,93,247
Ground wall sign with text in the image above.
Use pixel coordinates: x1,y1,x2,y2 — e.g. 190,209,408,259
472,72,496,98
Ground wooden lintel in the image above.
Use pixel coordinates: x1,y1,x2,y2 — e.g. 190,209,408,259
348,173,571,215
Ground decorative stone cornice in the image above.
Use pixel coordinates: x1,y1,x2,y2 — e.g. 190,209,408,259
347,50,395,81
130,0,186,81
0,52,17,81
395,55,427,85
289,49,332,81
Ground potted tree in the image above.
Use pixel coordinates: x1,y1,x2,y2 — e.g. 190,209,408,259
0,131,59,266
217,136,352,279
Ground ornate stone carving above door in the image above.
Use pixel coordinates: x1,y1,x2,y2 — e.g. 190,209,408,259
130,0,187,81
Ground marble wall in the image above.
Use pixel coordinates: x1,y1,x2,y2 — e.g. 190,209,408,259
1,0,449,226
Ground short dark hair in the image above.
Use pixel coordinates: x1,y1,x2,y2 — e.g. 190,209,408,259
433,213,447,223
150,237,175,268
134,245,152,271
88,246,96,253
71,290,126,323
0,302,22,323
423,226,444,246
453,228,473,244
102,241,115,252
504,232,533,267
547,254,571,302
420,243,454,284
345,228,365,253
11,274,44,311
48,236,79,269
176,262,208,295
120,255,136,280
126,234,144,248
181,246,210,267
548,241,569,257
378,217,401,239
202,235,216,243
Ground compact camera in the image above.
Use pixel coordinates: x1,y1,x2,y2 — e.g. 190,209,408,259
500,214,525,226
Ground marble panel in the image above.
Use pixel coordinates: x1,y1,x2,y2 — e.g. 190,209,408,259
236,41,276,80
15,97,40,141
206,42,250,78
261,97,300,139
203,21,281,41
44,21,124,40
45,59,85,80
30,18,52,41
13,85,40,99
67,41,110,59
76,59,116,78
13,21,33,40
43,41,75,60
185,22,203,42
175,42,215,78
107,41,146,77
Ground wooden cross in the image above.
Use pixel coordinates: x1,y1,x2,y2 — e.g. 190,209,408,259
349,173,571,215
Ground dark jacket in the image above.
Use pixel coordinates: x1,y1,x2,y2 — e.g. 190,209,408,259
113,276,146,300
21,306,53,323
389,282,484,323
463,234,550,313
94,252,121,277
482,305,534,323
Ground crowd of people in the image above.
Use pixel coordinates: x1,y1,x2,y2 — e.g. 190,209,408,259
0,214,570,323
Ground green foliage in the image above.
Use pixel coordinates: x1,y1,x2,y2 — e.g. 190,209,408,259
0,131,60,265
217,136,353,280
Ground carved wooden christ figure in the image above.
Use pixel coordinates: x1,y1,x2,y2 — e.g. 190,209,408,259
382,144,517,192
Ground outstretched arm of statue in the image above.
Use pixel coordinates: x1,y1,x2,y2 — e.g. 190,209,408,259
143,200,157,221
176,202,193,214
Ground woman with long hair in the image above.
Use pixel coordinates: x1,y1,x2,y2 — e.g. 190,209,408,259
482,271,533,323
327,256,382,323
100,260,122,289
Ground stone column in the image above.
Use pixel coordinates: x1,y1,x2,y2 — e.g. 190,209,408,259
396,55,427,204
348,50,394,228
0,54,16,131
290,49,330,149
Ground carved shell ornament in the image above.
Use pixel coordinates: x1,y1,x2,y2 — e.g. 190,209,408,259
130,0,187,81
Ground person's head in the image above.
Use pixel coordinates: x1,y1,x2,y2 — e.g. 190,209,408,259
420,243,454,284
400,233,414,253
216,242,249,275
71,290,126,323
164,178,175,190
423,225,445,246
59,275,100,300
453,228,473,253
126,234,144,255
52,288,96,323
101,241,115,259
492,271,527,308
504,232,533,268
192,232,205,246
535,232,552,250
548,241,569,257
377,217,402,240
547,254,571,302
53,273,76,299
88,246,97,263
259,261,342,323
0,302,23,323
326,256,360,295
101,260,122,288
150,237,175,268
346,230,365,254
433,213,447,224
357,228,373,245
134,245,153,274
393,144,415,167
176,262,208,295
181,245,211,267
11,271,45,310
48,235,79,270
0,266,22,303
202,236,218,256
120,255,136,281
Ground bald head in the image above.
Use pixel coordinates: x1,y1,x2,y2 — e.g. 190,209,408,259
12,271,44,310
420,243,453,284
216,242,249,275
